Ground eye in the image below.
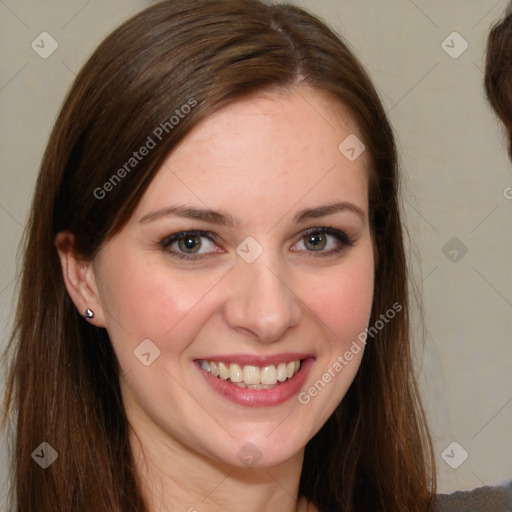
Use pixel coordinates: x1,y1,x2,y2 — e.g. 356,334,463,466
303,232,328,251
161,230,221,259
177,234,204,253
292,227,353,255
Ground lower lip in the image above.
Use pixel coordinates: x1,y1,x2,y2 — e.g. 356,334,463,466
195,358,314,407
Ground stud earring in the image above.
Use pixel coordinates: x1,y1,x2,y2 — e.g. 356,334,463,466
84,308,95,320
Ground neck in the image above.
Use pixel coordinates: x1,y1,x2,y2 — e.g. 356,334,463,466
128,414,310,512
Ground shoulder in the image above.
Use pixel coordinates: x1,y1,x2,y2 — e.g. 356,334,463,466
432,481,512,512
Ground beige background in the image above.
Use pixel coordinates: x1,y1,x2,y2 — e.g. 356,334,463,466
1,0,511,505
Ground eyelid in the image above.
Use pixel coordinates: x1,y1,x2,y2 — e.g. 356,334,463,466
160,230,223,260
160,229,221,247
297,226,353,245
291,226,354,251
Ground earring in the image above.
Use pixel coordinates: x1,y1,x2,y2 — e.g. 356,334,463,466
84,308,95,320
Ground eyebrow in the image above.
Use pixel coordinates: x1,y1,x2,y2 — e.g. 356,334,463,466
139,205,238,227
138,200,366,226
292,201,366,224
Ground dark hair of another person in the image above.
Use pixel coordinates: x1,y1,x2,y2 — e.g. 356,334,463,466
1,1,435,510
486,7,512,157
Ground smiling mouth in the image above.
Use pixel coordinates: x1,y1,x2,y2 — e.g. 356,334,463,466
198,359,303,389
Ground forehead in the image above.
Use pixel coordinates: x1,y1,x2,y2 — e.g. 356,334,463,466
134,86,369,225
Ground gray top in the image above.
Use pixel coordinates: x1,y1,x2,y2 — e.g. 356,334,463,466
432,482,512,512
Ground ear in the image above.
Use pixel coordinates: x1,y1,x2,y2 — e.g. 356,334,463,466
55,231,106,327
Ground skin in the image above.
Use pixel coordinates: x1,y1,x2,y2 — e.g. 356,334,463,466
57,86,375,512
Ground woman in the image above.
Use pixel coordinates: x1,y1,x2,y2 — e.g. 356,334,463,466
2,0,436,510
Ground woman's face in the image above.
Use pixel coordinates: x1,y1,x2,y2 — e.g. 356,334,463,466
91,86,374,468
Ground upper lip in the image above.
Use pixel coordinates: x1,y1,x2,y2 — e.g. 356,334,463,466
195,353,314,366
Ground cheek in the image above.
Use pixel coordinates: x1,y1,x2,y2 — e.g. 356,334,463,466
292,254,374,430
328,268,373,341
300,255,374,350
96,251,226,357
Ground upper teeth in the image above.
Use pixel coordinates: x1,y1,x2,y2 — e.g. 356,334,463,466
200,360,301,386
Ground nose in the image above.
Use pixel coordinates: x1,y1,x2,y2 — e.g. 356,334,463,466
223,258,303,343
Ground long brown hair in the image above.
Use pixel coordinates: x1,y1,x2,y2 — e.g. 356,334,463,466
2,1,435,510
485,7,512,157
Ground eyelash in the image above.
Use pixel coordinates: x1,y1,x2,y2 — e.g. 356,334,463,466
160,227,354,261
